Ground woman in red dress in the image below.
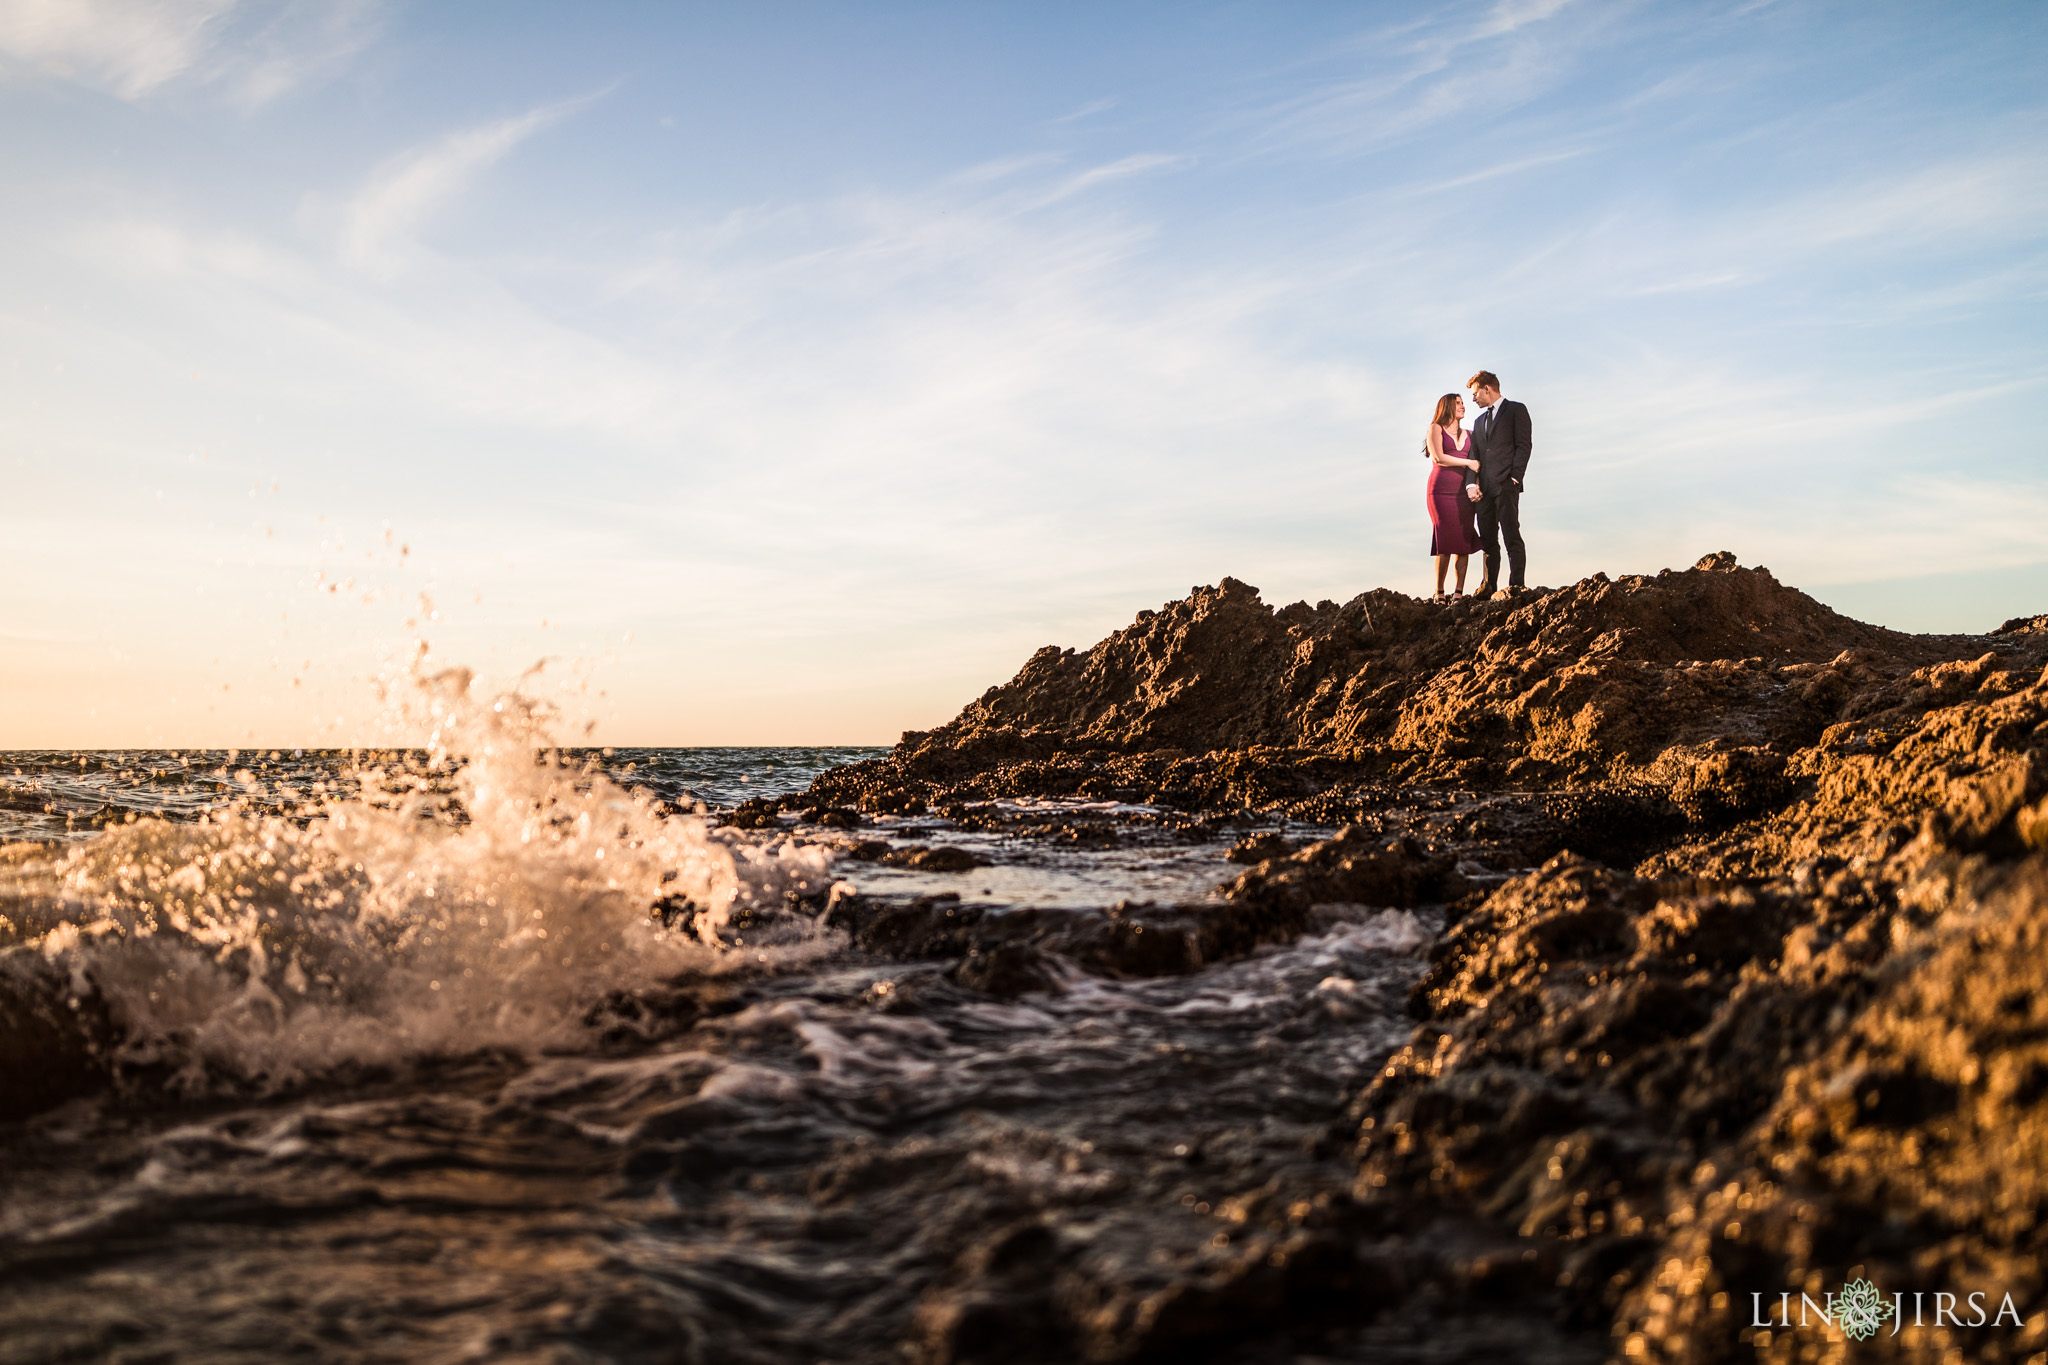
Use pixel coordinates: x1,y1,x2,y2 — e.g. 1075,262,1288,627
1424,393,1481,600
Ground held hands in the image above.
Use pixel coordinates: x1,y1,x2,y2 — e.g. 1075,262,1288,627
1466,485,1482,503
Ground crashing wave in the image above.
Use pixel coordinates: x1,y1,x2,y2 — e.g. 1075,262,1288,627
0,669,836,1116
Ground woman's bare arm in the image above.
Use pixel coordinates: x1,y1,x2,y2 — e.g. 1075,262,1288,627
1427,424,1453,465
1429,425,1478,469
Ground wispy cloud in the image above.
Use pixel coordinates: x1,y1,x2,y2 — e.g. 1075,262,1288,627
1222,0,1612,163
1052,97,1115,125
0,0,238,97
1774,148,2048,252
1475,0,1577,41
1027,152,1189,208
338,92,604,275
216,0,380,108
1820,475,2048,581
951,151,1067,186
0,0,379,105
1528,141,2048,305
1400,145,1589,195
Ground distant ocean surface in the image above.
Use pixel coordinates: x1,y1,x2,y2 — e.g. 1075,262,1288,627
0,746,888,844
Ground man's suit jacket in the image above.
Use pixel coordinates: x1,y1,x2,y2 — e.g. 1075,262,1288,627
1465,399,1532,495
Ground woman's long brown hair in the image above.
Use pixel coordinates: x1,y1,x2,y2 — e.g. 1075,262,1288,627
1424,393,1461,454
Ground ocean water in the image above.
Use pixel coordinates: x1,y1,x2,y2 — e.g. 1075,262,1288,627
0,702,1435,1362
0,746,887,847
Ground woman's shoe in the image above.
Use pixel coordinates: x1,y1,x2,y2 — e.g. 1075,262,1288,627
1432,592,1448,603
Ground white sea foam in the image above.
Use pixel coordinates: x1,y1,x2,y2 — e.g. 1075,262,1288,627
2,668,837,1094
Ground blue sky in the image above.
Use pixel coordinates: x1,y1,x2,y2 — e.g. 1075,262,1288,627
3,0,2044,746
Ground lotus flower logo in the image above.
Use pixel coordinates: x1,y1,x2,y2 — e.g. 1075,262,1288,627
1833,1278,1895,1342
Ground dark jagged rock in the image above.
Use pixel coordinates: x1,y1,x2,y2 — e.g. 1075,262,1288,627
949,942,1068,999
888,845,993,873
824,884,1324,987
1225,831,1298,864
719,796,784,830
0,948,113,1122
1221,826,1463,912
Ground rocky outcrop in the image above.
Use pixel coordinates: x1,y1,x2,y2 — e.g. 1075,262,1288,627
1345,633,2048,1360
786,555,2048,1359
800,555,2002,814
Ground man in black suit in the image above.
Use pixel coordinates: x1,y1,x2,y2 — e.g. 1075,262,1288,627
1463,369,1531,597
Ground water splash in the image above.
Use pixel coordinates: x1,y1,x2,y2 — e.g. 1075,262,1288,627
0,666,837,1101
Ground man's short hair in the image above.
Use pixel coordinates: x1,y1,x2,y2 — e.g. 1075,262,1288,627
1468,370,1500,393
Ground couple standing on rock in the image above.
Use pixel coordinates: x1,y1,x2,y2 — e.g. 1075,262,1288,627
1424,370,1532,601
